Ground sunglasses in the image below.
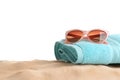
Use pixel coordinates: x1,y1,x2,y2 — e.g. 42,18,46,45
65,29,108,44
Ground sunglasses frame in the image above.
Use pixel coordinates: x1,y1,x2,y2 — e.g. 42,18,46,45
65,29,108,44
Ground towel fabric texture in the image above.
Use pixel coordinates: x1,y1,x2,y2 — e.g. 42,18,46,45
54,34,120,64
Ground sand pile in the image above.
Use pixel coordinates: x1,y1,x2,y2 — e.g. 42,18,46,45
0,60,120,80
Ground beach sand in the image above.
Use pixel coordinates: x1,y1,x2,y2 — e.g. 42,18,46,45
0,60,120,80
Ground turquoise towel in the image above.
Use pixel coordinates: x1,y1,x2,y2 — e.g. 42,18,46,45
54,34,120,64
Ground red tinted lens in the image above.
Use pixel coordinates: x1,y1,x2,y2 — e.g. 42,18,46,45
66,30,83,42
88,30,107,43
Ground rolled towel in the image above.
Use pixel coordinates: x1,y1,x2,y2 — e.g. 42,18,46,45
54,34,120,64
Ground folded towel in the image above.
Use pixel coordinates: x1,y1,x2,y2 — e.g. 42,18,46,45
54,34,120,64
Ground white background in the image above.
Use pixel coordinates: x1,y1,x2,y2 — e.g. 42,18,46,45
0,0,120,61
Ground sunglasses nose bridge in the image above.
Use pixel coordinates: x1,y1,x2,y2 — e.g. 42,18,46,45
83,31,88,34
82,31,88,37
